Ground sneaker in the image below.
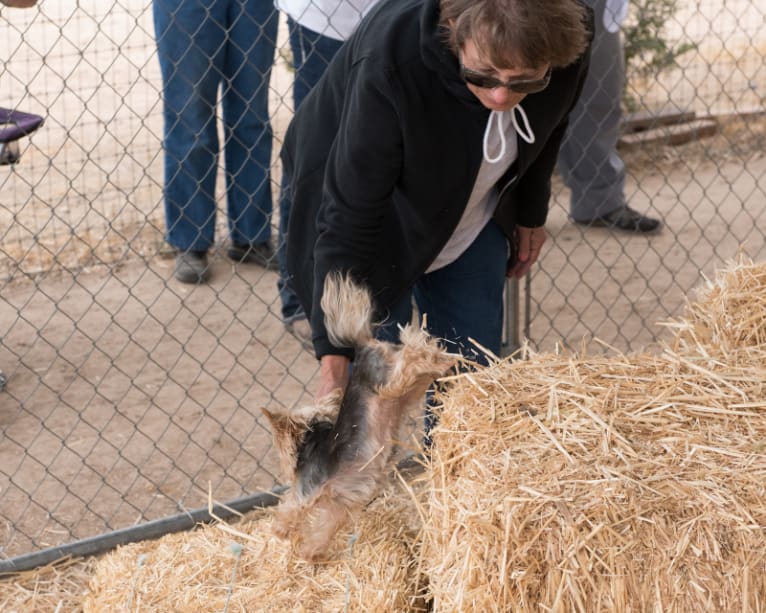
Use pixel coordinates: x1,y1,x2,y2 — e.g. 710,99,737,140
174,250,210,284
227,241,278,271
575,205,662,233
285,317,312,349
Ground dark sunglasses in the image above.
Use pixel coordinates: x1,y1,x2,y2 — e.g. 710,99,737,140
460,65,552,94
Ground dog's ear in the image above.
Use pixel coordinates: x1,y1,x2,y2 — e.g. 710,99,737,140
261,407,304,483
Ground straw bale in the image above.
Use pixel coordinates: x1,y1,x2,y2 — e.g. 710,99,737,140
83,484,424,613
0,557,95,613
667,255,766,355
421,258,766,612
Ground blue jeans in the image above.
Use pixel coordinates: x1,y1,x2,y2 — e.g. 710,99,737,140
377,221,509,442
153,0,278,252
277,20,344,322
378,220,508,360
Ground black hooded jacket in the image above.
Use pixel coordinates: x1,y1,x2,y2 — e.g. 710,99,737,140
282,0,593,359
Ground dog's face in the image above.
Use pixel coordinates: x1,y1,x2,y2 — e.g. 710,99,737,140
261,390,343,483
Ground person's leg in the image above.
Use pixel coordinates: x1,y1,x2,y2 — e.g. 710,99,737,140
415,221,508,361
557,0,626,222
278,20,344,323
289,20,344,110
222,0,278,251
153,0,225,253
414,220,508,442
277,179,308,324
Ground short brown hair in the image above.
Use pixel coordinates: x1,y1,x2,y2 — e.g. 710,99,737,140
440,0,590,69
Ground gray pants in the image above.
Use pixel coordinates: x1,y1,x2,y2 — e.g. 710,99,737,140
558,0,626,221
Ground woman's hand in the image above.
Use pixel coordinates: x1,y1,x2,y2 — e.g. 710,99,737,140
507,225,546,279
316,354,350,402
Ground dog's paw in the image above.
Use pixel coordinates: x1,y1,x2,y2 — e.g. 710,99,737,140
297,540,333,564
271,512,293,540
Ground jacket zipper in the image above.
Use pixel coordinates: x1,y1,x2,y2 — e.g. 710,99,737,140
497,174,518,202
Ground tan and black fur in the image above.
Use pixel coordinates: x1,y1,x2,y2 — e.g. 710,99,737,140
262,273,453,561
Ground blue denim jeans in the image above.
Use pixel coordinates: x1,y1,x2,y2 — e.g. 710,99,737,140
277,20,344,322
377,220,508,359
153,0,278,252
377,220,509,442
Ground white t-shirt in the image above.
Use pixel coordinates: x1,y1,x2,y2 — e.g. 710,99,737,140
426,110,519,273
275,0,379,41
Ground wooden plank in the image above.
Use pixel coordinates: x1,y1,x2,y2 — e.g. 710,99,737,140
618,119,718,151
709,106,766,120
622,109,697,133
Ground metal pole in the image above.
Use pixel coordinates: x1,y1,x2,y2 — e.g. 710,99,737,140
502,277,520,357
524,270,531,342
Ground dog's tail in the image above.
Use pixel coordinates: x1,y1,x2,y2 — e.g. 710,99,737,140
321,272,374,347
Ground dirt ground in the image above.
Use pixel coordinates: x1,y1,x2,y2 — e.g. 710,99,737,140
0,0,764,571
534,113,766,353
0,256,310,554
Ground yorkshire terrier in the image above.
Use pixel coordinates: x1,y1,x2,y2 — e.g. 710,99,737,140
262,272,454,562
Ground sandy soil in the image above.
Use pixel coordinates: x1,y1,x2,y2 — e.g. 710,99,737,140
535,118,766,354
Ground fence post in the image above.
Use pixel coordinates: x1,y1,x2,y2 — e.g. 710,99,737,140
502,277,520,357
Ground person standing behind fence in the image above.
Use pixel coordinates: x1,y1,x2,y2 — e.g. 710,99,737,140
153,0,279,284
558,0,661,233
275,0,379,345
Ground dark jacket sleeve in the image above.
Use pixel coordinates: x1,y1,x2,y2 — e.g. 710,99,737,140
310,59,404,359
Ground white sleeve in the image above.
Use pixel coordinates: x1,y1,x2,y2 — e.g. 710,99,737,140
276,0,380,40
604,0,629,33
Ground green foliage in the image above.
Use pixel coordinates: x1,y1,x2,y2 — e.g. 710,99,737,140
622,0,696,110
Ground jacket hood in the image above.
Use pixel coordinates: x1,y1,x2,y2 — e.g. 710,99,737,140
419,0,488,112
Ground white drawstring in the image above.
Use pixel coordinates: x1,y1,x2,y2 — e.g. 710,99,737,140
512,104,535,144
482,110,505,164
482,104,536,164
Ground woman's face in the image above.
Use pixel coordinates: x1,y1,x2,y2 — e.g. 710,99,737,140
460,38,550,112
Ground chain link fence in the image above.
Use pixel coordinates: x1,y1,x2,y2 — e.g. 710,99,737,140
0,0,764,566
